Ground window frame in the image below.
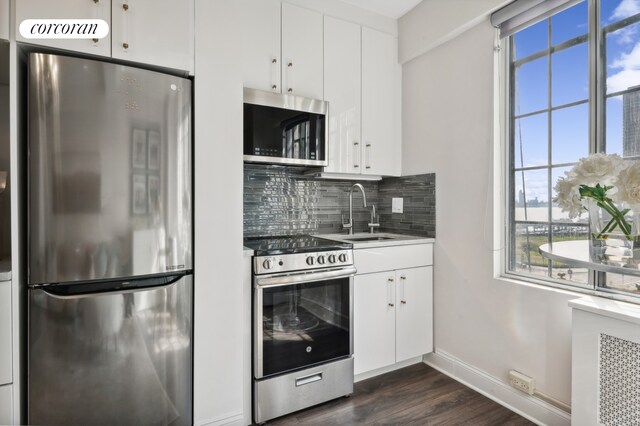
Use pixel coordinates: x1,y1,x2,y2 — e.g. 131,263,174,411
502,0,640,301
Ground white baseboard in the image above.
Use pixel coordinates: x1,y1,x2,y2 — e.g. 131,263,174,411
196,411,245,426
354,356,423,382
424,351,571,426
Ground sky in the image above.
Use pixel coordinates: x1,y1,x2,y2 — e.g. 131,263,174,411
513,0,640,205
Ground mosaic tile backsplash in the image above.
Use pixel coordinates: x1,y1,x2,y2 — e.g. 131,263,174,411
244,164,436,238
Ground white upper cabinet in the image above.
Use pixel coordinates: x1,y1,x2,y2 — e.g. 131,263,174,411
323,16,361,174
16,0,112,57
111,0,194,73
281,3,323,99
0,0,9,41
362,27,400,177
15,0,194,73
241,0,281,93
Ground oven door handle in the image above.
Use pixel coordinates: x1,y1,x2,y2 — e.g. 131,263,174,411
255,266,357,288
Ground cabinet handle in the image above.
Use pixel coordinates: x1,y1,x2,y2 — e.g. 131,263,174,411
92,38,99,44
353,141,361,170
285,61,293,93
122,3,128,11
93,0,100,3
271,58,278,91
387,277,395,307
122,42,129,49
365,143,372,170
400,275,406,304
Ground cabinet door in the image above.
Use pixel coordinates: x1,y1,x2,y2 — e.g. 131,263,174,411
0,281,10,386
0,384,11,426
395,266,433,362
281,3,323,99
354,272,396,375
241,0,281,93
112,0,194,73
0,0,8,41
323,16,361,174
362,27,400,176
15,0,111,57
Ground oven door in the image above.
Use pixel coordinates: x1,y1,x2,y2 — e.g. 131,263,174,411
254,266,355,379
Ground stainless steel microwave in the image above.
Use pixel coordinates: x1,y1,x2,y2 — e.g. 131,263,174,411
243,88,328,167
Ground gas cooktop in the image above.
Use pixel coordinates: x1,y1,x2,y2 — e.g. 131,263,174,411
243,235,352,256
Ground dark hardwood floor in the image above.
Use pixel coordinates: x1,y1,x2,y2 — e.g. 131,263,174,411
265,363,535,425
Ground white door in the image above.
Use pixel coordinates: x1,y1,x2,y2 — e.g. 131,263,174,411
323,16,361,174
395,266,433,362
16,0,111,57
111,0,194,73
240,0,281,93
354,272,396,375
281,3,323,99
362,27,400,176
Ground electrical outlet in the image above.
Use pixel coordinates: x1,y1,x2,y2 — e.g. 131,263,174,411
392,197,403,213
508,370,535,395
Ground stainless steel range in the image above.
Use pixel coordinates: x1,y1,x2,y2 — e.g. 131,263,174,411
244,235,356,424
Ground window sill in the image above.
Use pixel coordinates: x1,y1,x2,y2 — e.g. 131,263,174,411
496,272,640,306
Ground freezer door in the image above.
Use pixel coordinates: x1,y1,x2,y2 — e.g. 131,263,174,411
28,275,193,426
28,52,192,285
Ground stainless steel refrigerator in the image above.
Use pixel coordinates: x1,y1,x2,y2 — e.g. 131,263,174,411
27,52,193,426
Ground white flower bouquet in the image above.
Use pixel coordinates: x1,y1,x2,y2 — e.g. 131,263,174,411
554,153,640,241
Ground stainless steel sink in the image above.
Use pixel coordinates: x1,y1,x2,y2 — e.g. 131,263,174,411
342,236,394,242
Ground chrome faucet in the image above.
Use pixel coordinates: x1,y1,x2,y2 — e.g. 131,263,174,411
343,183,367,235
368,204,380,234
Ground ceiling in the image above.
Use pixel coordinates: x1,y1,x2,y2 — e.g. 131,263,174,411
339,0,423,18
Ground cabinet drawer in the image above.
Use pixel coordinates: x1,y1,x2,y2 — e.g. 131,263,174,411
0,281,10,386
354,244,432,275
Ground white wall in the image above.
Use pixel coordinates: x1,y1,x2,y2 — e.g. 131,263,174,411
400,4,581,418
193,1,245,425
398,0,508,64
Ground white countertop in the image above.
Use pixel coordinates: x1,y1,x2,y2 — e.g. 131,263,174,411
318,232,434,249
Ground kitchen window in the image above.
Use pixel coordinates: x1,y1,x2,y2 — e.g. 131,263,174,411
503,0,640,296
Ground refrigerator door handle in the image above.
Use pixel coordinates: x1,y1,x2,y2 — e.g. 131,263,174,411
36,273,190,299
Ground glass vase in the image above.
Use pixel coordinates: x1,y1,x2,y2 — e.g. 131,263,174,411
586,199,640,267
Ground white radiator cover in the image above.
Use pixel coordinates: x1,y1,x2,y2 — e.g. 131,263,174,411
598,333,640,425
570,297,640,426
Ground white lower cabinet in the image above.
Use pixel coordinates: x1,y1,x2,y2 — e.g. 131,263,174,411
0,384,11,425
0,281,10,386
354,264,433,376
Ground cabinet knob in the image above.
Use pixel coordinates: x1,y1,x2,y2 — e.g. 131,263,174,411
354,164,359,168
272,58,277,64
366,166,371,169
93,0,100,3
388,303,394,307
287,88,293,93
272,84,277,90
123,42,129,49
353,141,359,146
122,3,129,11
401,300,407,304
388,278,394,282
92,38,99,43
288,62,293,68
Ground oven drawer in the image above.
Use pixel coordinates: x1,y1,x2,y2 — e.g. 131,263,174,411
254,357,353,423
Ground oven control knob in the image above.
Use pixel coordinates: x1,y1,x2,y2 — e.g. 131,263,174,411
338,253,347,263
328,254,336,264
263,259,273,270
306,256,315,265
317,255,326,265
